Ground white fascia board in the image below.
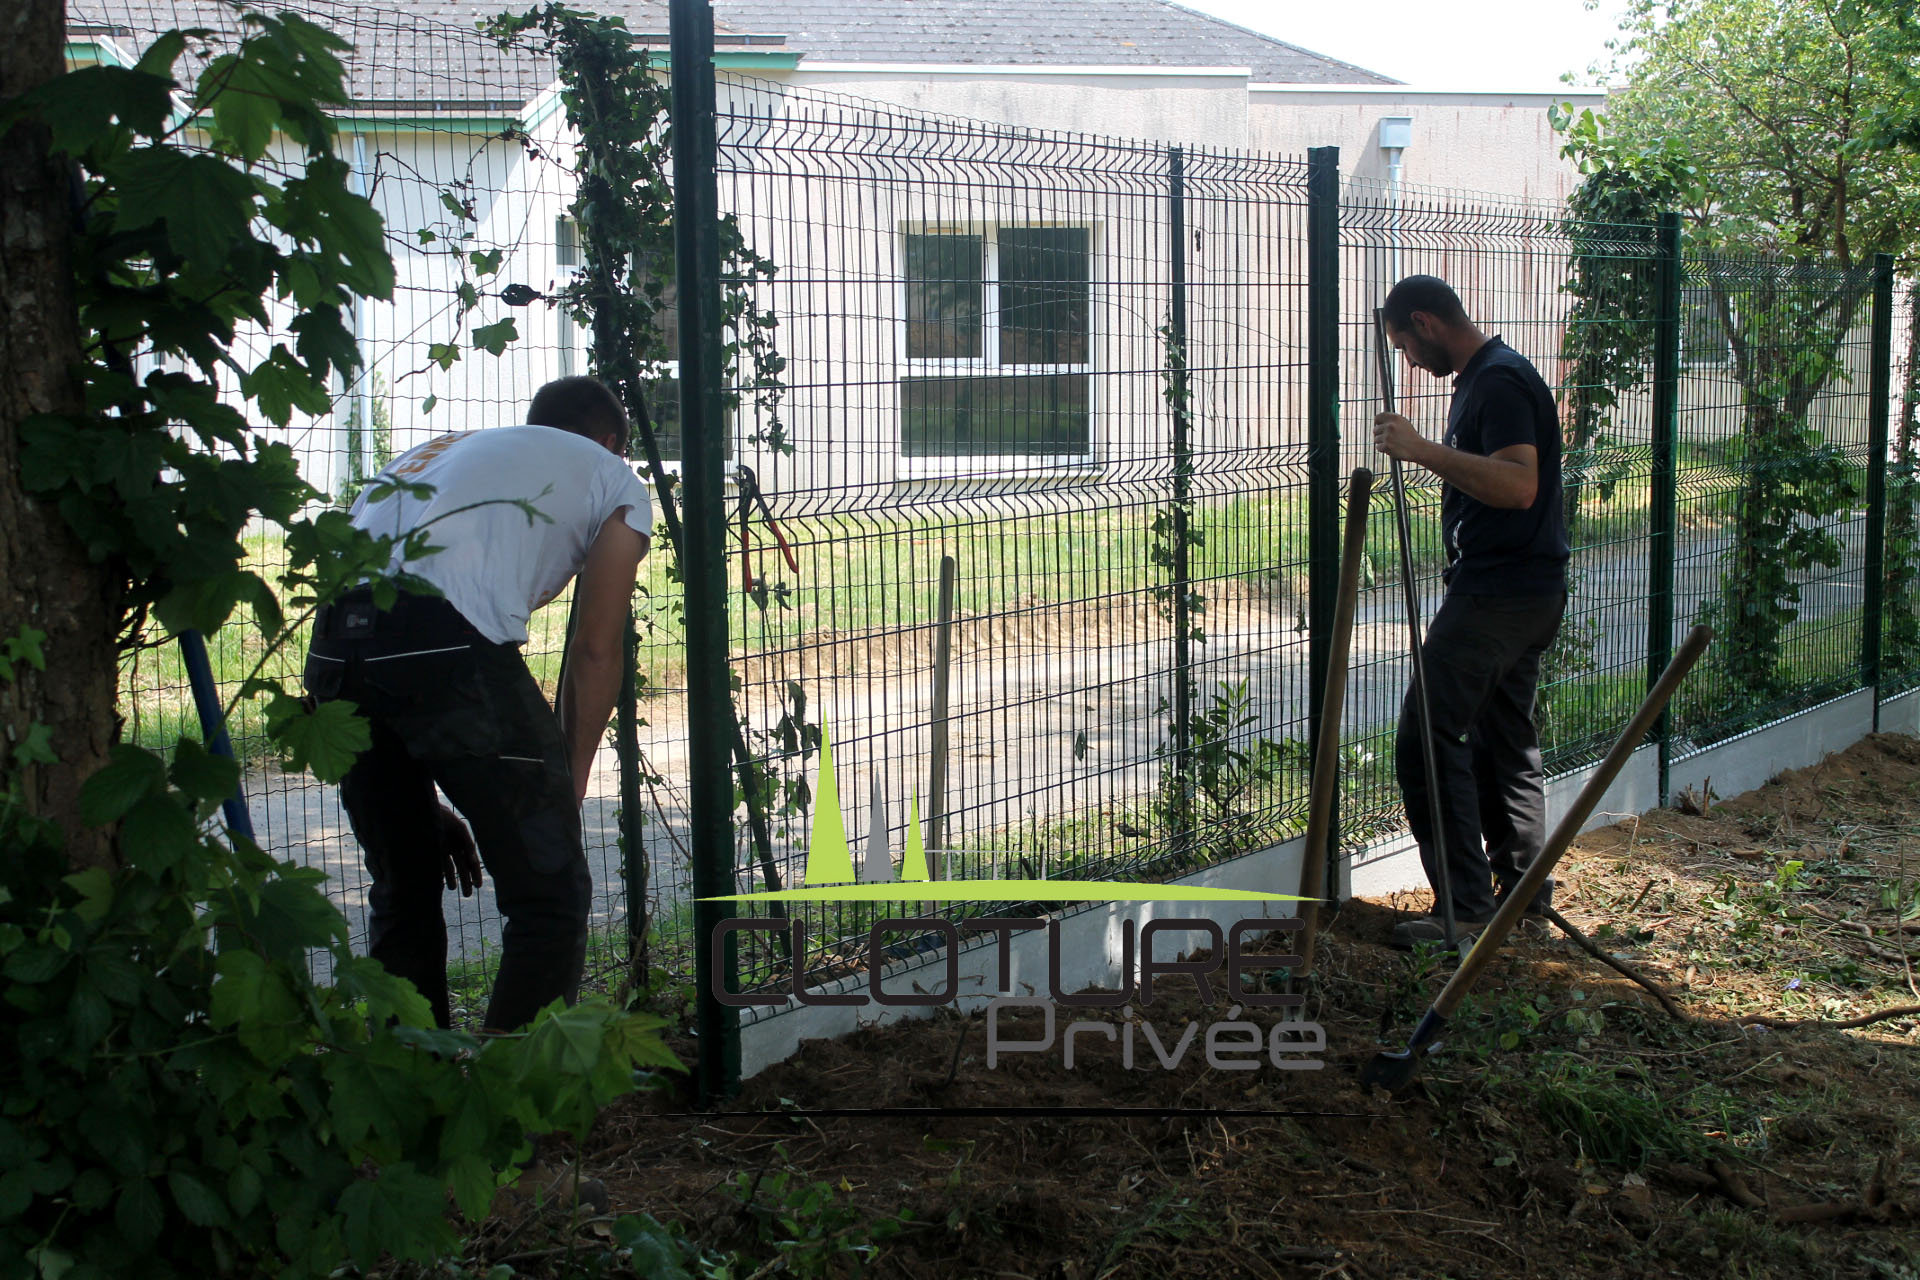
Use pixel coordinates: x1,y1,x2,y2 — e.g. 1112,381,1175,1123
1250,82,1609,102
797,61,1253,78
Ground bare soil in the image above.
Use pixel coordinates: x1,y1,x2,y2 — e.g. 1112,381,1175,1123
506,734,1920,1279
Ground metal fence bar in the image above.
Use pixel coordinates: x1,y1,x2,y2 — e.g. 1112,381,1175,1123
671,0,741,1102
1167,144,1194,854
1306,146,1341,897
1648,213,1682,802
1865,252,1895,731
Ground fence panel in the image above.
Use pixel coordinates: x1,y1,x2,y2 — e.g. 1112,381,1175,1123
1668,255,1881,755
1334,180,1663,852
707,76,1316,1003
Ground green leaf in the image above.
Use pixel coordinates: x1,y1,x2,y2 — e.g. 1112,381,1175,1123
201,52,278,162
248,874,350,963
79,745,168,826
3,945,69,984
10,723,55,768
445,1155,497,1221
86,952,147,1005
210,949,305,1064
170,738,241,810
469,248,503,275
241,345,334,428
427,343,460,372
10,65,176,157
110,148,259,266
268,697,371,782
119,794,204,873
470,317,519,356
114,1182,165,1251
61,867,114,924
338,1164,456,1267
68,982,113,1053
227,1162,263,1218
330,954,435,1028
4,626,47,672
421,394,438,415
166,1168,230,1228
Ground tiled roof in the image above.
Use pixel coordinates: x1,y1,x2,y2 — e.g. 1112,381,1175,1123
65,0,1393,109
714,0,1396,84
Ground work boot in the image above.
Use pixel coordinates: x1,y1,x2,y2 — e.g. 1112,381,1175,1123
1494,876,1554,917
1389,913,1495,950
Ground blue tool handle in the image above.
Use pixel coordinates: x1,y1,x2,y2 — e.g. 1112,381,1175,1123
179,629,255,843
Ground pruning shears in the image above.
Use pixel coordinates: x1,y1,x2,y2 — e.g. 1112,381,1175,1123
735,464,798,594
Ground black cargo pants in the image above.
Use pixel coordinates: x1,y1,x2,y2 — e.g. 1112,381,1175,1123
304,588,589,1031
1395,589,1567,921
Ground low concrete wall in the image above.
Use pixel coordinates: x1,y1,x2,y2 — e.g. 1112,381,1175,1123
738,837,1306,1078
739,692,1894,1078
1880,686,1920,736
1667,689,1874,806
1343,742,1660,902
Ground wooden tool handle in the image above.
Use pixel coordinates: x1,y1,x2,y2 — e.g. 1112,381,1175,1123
1296,467,1375,972
1431,624,1713,1017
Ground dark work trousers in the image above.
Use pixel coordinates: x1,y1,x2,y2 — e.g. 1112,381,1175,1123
1395,589,1567,921
303,588,589,1031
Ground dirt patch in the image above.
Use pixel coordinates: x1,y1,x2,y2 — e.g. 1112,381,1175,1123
519,735,1920,1278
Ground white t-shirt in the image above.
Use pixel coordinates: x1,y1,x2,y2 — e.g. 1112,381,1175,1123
351,425,654,644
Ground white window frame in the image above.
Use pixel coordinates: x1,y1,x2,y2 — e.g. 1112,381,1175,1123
897,221,1097,478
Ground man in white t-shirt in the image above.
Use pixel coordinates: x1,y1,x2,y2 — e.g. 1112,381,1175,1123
304,376,652,1030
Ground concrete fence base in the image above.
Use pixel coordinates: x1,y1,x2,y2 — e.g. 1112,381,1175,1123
737,691,1897,1079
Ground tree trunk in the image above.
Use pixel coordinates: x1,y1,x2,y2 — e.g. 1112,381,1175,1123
1,0,120,866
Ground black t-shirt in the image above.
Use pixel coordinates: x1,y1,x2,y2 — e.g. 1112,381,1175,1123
1440,337,1569,595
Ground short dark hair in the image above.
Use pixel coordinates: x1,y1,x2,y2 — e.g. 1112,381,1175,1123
527,376,628,452
1382,275,1469,331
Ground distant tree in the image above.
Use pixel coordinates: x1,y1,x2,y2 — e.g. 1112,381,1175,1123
1574,0,1920,716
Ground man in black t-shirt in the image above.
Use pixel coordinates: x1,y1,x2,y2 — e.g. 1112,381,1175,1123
1371,275,1570,948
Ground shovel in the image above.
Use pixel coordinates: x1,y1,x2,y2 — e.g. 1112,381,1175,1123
1360,624,1712,1093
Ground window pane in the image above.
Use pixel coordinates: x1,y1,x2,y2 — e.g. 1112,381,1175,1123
901,374,1089,458
633,248,679,358
999,228,1089,366
639,374,733,462
906,234,983,359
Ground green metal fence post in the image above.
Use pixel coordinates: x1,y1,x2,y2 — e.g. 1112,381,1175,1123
1167,145,1194,853
1306,147,1340,892
670,0,741,1103
1648,212,1682,803
1864,251,1895,731
618,614,645,976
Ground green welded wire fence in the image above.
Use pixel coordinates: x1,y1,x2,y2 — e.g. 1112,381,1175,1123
69,0,644,1012
74,0,1916,1044
703,75,1321,1003
1334,177,1664,845
1666,253,1882,753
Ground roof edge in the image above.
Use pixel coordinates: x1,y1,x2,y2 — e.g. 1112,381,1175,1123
792,61,1255,78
